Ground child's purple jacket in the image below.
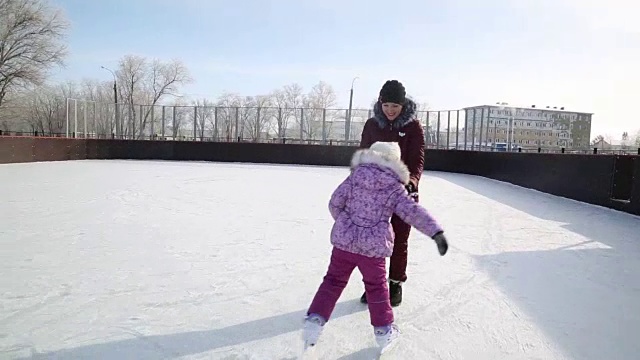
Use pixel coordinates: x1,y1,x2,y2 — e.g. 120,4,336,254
328,148,444,258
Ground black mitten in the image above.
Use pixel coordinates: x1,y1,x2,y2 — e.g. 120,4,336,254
431,231,448,256
405,183,418,199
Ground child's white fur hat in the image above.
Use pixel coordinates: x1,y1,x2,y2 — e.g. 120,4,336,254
369,141,402,162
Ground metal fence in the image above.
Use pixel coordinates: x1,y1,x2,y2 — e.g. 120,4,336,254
1,98,638,155
1,98,465,147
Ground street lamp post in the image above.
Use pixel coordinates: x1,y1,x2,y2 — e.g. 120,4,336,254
101,66,119,137
346,76,358,142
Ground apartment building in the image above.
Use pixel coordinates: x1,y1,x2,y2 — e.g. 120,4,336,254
463,104,593,149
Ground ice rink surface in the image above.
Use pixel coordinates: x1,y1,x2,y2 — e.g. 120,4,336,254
1,159,639,359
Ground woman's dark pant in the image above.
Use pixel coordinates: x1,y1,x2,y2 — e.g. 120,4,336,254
389,214,411,283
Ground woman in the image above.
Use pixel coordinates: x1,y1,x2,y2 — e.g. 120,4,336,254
359,79,425,307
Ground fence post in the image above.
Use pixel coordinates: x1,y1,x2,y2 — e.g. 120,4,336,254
425,111,430,149
172,106,177,139
235,107,239,140
256,107,261,141
471,108,476,150
637,148,640,155
455,110,459,150
138,104,143,139
538,147,541,153
83,101,87,138
446,111,450,150
464,109,468,150
150,105,155,140
593,147,598,154
74,100,78,138
436,111,441,149
300,108,304,141
161,106,166,139
65,98,69,137
479,108,485,151
485,109,491,152
322,108,327,144
193,106,197,140
214,107,219,141
561,147,565,154
93,102,97,138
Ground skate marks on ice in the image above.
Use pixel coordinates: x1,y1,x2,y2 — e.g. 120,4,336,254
11,299,364,359
325,344,397,360
431,172,640,360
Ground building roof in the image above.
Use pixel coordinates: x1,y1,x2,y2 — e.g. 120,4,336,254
462,104,593,115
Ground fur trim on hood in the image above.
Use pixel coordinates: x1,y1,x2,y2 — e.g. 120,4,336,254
350,148,410,185
372,97,418,130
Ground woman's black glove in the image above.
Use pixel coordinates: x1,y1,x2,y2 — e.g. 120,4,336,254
405,183,418,199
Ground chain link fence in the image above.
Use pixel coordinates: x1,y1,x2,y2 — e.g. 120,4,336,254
2,98,638,155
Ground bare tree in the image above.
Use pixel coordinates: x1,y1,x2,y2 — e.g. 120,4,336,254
621,131,630,149
270,89,289,138
242,95,273,141
0,0,69,107
193,98,214,140
591,134,616,148
215,92,241,140
84,79,117,136
26,85,66,134
117,55,145,137
270,83,305,138
116,55,192,138
237,96,255,140
167,97,190,139
2,81,71,134
591,134,604,145
300,81,336,140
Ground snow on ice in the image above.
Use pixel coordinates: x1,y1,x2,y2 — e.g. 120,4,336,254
1,159,639,359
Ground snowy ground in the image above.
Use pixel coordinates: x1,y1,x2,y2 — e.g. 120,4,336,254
1,159,639,360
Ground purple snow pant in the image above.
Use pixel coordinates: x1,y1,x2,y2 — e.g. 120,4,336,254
307,247,394,327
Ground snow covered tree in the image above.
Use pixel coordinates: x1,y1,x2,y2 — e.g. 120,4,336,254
0,0,69,107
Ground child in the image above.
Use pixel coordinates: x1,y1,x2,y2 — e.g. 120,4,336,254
303,141,449,351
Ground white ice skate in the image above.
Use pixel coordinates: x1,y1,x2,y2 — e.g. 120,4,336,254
374,323,400,355
302,314,325,350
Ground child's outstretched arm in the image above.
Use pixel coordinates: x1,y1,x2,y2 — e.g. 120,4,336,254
392,189,443,237
328,177,352,220
392,188,448,255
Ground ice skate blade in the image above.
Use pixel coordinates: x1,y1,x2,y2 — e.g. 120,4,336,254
300,343,318,360
378,336,400,358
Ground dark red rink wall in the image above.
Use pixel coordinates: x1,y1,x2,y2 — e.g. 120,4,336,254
1,136,638,216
